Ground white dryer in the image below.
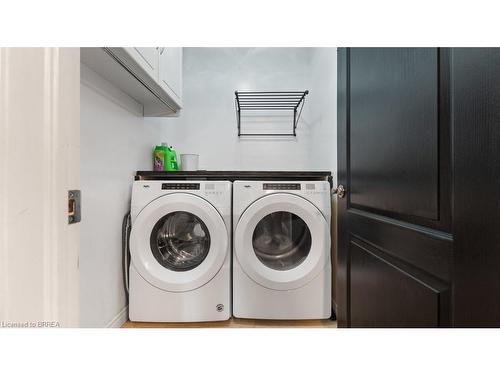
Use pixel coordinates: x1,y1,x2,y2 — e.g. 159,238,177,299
233,180,331,320
129,180,231,322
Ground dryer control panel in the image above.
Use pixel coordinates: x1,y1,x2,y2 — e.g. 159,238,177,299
263,183,301,190
233,180,331,219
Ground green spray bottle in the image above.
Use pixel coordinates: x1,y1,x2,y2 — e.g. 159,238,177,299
164,144,179,171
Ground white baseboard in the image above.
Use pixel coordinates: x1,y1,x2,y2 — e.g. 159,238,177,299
106,305,129,328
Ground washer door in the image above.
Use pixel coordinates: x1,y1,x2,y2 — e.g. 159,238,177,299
130,193,228,292
234,193,329,291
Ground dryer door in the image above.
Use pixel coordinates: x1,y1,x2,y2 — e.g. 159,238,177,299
130,193,228,292
234,193,330,291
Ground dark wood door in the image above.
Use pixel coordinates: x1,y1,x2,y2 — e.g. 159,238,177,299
337,48,453,327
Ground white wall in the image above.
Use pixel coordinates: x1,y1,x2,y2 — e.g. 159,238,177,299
80,66,170,327
307,48,337,186
155,48,336,172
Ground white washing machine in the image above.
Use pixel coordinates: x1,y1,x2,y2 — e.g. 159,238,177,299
233,180,331,320
129,180,231,322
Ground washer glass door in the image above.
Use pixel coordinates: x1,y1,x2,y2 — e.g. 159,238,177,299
151,211,211,271
130,193,228,292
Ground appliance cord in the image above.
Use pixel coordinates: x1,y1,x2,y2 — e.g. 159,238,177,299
122,211,131,298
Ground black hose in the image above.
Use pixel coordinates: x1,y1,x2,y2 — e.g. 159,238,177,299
122,211,131,300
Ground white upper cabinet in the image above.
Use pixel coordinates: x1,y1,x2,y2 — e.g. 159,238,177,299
125,47,160,81
158,48,182,105
81,47,183,117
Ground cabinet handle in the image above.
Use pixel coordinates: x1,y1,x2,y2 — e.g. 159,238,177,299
159,47,165,55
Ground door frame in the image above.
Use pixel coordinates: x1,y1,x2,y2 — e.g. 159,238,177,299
0,48,80,327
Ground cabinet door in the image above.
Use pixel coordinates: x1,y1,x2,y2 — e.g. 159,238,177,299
158,47,182,105
126,47,159,81
337,48,453,327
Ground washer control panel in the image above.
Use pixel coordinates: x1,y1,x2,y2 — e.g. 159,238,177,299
161,183,200,190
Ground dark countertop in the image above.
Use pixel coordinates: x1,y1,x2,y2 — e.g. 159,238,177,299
135,170,333,186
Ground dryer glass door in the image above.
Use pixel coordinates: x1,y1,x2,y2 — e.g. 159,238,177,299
234,193,329,291
151,211,211,271
252,211,311,271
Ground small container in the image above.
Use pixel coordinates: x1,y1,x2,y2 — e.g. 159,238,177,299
180,154,199,171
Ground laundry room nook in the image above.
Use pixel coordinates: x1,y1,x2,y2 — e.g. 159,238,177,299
74,46,500,331
79,48,338,328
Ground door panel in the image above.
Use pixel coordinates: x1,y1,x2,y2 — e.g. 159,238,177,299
337,48,453,327
349,210,453,281
350,239,443,327
350,48,439,221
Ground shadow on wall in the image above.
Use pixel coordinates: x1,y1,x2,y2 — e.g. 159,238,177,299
239,112,299,137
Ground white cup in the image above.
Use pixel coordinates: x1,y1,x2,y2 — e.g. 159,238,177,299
180,154,199,171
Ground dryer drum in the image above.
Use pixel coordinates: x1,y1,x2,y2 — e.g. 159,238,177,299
252,211,312,271
150,211,211,271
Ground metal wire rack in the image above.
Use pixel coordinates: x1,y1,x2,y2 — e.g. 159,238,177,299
235,90,309,136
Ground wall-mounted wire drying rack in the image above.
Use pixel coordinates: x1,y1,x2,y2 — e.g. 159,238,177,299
235,90,309,136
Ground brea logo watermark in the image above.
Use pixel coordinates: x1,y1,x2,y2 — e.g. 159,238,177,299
1,321,60,328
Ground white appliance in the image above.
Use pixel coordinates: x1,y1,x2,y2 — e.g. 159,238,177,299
233,180,331,319
129,180,231,322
